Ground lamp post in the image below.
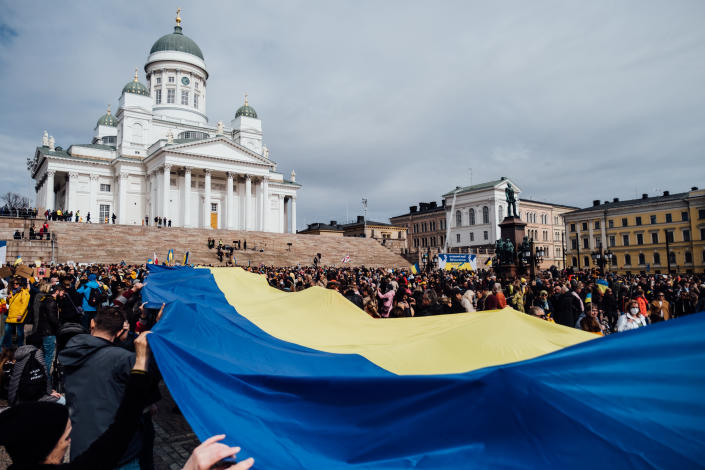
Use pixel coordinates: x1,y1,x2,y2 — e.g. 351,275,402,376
520,238,544,280
591,242,609,275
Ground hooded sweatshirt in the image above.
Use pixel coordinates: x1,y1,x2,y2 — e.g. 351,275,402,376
76,277,100,313
58,334,141,464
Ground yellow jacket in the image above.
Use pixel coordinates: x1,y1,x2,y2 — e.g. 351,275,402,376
6,288,30,324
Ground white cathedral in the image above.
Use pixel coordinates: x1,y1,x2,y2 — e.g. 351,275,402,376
29,11,300,232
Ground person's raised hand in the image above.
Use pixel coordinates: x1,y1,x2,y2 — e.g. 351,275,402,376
156,302,166,322
133,331,151,372
182,434,254,470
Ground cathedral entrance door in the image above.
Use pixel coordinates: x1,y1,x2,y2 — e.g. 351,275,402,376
210,212,218,229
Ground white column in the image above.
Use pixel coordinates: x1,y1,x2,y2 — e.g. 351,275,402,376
236,176,245,230
203,169,211,228
279,194,285,233
255,179,263,231
291,196,297,234
66,171,78,211
183,167,192,227
226,172,234,229
89,174,99,222
45,170,55,210
262,178,269,232
118,173,128,224
162,164,171,223
244,175,252,231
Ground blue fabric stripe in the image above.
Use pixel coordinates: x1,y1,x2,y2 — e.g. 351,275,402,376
143,267,705,469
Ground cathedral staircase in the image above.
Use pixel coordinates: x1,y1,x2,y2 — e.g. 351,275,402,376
0,218,409,267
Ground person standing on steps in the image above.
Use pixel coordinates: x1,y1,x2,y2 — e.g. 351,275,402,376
111,213,117,224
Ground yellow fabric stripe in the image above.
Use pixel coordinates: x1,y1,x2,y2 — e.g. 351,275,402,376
209,267,595,375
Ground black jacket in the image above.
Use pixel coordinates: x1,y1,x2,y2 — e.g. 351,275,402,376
58,287,83,324
58,334,141,464
554,292,582,327
37,295,60,337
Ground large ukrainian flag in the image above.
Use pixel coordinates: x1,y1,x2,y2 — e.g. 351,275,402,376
143,266,705,469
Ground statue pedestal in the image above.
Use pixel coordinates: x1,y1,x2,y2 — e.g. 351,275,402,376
495,216,527,279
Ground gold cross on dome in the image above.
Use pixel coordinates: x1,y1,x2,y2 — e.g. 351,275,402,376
176,8,182,25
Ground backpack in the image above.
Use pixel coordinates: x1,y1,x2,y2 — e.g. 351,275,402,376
87,286,107,308
8,345,51,406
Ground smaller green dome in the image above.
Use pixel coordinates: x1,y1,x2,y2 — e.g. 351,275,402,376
123,69,150,97
235,94,258,119
97,106,117,127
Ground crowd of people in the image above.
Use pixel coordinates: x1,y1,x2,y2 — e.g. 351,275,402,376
0,207,39,219
0,263,253,469
0,260,702,467
256,265,705,335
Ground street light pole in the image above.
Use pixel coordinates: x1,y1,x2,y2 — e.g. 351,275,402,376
665,228,671,274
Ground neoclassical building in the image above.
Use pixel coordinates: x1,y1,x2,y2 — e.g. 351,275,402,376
28,11,300,231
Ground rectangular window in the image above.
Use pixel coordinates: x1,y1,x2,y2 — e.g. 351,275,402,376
483,231,488,240
543,231,548,241
155,89,162,104
556,247,560,257
594,221,600,229
683,230,690,242
637,233,644,245
609,235,616,247
623,234,630,246
650,215,656,224
181,90,189,105
168,76,175,83
699,209,705,219
571,238,578,249
701,228,705,240
666,230,674,243
195,81,199,90
651,232,658,244
682,211,689,221
211,203,217,212
156,77,162,85
622,218,628,227
194,94,199,109
470,232,474,241
99,204,110,223
583,238,589,249
665,213,672,223
635,216,642,226
608,219,614,228
570,223,576,232
456,234,460,243
167,89,175,104
99,184,111,192
582,222,587,231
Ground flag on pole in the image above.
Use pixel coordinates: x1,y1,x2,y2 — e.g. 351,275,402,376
167,249,175,266
154,252,159,265
410,263,420,274
596,279,609,294
13,255,22,266
485,258,493,267
183,251,190,266
341,255,350,264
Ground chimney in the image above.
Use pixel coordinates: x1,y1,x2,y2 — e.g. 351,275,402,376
613,197,619,202
592,200,600,206
692,186,699,191
430,201,437,209
357,215,364,223
500,176,506,181
442,200,446,207
663,190,670,196
409,206,417,213
330,220,337,226
419,203,428,211
642,193,648,199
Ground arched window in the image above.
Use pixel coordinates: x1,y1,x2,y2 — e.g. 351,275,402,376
625,254,632,265
482,206,489,224
456,210,462,227
498,206,503,220
469,208,475,225
653,252,661,264
572,256,577,267
638,253,645,265
685,251,693,263
669,252,676,264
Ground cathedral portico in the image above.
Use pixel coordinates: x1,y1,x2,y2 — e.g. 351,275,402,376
28,10,301,232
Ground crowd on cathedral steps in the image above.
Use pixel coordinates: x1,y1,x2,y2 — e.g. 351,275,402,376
0,260,703,468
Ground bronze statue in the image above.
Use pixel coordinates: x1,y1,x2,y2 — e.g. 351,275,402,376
505,183,517,218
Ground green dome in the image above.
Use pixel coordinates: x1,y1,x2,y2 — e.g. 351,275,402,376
97,110,117,127
150,26,204,60
122,73,150,97
235,105,258,119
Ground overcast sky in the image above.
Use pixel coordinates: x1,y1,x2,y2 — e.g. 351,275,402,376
1,1,704,228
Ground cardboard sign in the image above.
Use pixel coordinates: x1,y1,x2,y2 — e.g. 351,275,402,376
15,265,34,279
0,266,12,279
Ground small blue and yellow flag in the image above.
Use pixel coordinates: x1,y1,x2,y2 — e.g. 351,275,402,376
410,263,420,274
167,249,174,266
13,255,22,266
485,257,493,267
183,251,190,266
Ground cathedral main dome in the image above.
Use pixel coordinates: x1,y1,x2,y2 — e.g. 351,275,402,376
150,25,204,60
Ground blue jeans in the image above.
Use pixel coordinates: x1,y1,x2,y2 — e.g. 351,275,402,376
1,323,24,349
42,335,56,385
115,458,140,470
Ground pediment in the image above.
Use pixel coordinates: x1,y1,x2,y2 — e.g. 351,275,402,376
165,138,272,166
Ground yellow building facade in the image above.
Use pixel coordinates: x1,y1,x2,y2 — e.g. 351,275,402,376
563,188,705,274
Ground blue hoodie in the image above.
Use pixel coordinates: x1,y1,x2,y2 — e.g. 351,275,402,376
77,276,100,312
